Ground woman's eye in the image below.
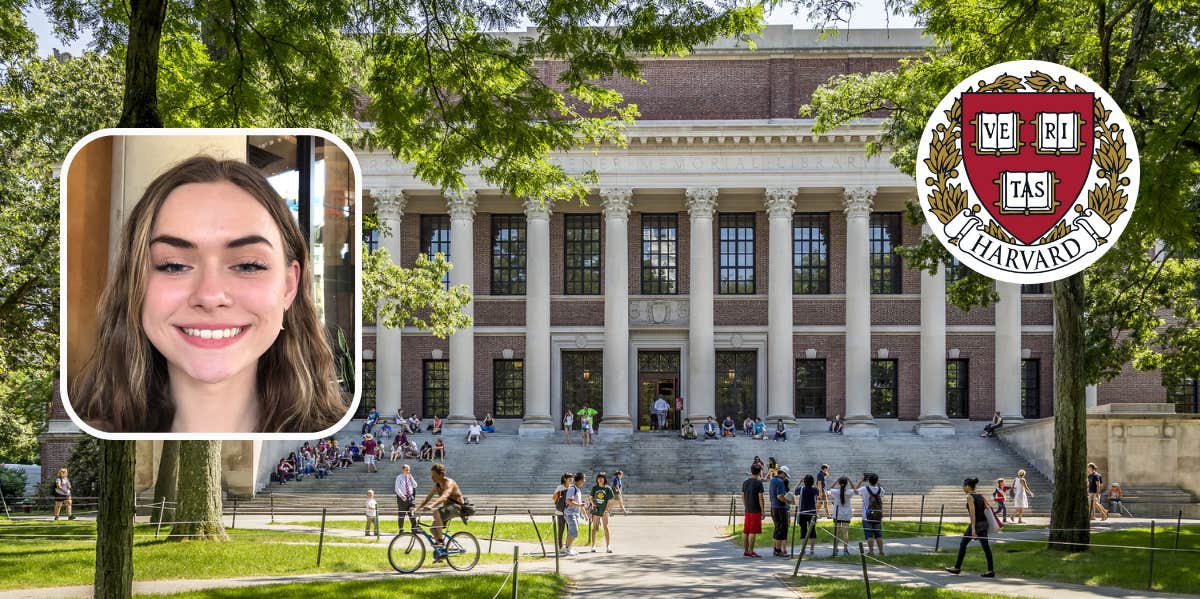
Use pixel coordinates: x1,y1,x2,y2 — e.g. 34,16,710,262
233,261,268,273
154,262,190,273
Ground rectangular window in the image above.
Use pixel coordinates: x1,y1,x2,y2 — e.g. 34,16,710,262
1021,359,1041,418
641,214,678,295
870,359,898,418
794,359,827,418
1021,283,1045,294
420,214,451,287
1168,379,1198,414
356,358,376,418
491,214,527,295
793,213,830,294
946,257,966,284
364,228,379,255
718,213,756,294
493,359,524,418
946,359,969,418
564,214,602,295
422,359,450,418
870,213,903,294
716,351,757,424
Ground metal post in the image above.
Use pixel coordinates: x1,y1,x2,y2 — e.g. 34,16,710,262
155,499,166,538
792,516,814,577
918,495,926,535
1175,510,1182,550
728,496,735,527
317,508,327,567
511,546,520,599
789,512,797,557
889,493,895,520
934,504,945,552
553,516,560,575
270,494,275,524
488,505,499,553
1147,520,1155,590
231,498,238,530
528,510,547,558
858,542,872,599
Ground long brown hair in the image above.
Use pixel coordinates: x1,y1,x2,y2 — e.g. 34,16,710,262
71,156,346,432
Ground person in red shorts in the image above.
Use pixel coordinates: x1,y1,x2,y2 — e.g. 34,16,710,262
741,463,766,558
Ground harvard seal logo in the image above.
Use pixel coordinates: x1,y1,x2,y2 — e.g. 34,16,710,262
916,60,1139,284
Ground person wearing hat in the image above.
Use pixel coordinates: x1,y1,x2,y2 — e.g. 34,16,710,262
361,433,378,473
769,465,793,558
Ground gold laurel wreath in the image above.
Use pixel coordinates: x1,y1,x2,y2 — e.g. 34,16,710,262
923,70,1131,246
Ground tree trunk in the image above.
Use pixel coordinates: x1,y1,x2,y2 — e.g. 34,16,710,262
151,440,179,526
1048,272,1090,551
117,0,167,128
169,441,228,541
95,440,134,598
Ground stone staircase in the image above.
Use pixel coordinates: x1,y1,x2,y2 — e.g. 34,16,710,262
225,423,1055,518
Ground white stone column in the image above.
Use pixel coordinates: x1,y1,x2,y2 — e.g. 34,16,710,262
765,187,797,423
916,223,954,436
843,185,878,436
521,198,554,434
374,189,406,420
687,187,719,422
1086,384,1098,409
601,188,634,433
445,189,477,429
995,282,1024,423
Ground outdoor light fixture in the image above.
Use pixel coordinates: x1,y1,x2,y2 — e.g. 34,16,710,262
501,348,514,360
805,348,817,359
877,348,890,359
948,348,960,359
582,370,591,381
1022,348,1032,359
431,349,443,360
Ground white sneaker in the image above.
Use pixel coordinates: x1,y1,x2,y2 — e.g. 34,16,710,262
566,549,578,556
606,546,613,553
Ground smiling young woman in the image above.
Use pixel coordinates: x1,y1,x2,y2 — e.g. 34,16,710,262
71,156,347,433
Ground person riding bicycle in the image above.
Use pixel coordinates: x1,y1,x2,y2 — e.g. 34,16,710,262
415,463,466,549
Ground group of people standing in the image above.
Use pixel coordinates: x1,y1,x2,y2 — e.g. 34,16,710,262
552,470,629,556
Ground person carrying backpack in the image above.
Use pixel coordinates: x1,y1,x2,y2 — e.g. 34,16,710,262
552,472,571,554
856,473,886,556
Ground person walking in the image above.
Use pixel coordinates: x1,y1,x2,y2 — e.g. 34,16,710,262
52,468,75,521
563,472,587,556
652,395,670,431
612,470,630,515
1087,463,1109,520
1011,469,1033,523
590,472,616,553
857,473,886,556
741,463,766,558
815,464,831,518
579,409,594,447
552,472,571,554
828,475,854,557
394,464,418,532
769,466,792,558
361,434,378,473
794,474,819,556
992,478,1009,523
944,477,996,578
563,411,574,443
364,489,381,537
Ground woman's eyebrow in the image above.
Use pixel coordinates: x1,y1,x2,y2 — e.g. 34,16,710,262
148,234,272,249
226,235,273,249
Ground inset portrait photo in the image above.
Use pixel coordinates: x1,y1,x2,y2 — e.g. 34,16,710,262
62,130,361,437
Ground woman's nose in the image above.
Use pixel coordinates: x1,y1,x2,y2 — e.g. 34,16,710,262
189,266,232,309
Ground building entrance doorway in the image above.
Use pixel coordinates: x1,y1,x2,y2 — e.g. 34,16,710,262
637,351,681,430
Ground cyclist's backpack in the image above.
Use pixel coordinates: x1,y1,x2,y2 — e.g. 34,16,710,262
866,487,884,522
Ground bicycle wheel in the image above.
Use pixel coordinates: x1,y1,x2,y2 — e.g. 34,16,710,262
444,531,480,571
387,532,426,573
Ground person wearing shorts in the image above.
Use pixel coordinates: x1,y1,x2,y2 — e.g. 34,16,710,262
741,463,766,558
563,472,587,556
415,463,464,548
857,473,886,556
589,472,616,553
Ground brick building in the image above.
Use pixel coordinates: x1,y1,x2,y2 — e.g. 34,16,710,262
353,26,1192,436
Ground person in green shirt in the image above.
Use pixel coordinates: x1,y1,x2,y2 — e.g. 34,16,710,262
589,472,616,553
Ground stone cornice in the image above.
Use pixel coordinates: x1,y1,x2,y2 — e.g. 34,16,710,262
842,185,877,218
686,187,719,218
601,187,633,220
764,187,798,218
445,188,478,219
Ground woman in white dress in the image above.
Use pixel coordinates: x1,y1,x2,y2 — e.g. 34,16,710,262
1011,469,1033,523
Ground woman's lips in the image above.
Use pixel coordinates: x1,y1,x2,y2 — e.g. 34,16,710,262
175,325,249,348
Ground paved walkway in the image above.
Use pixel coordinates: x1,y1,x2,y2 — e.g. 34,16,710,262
3,516,1197,598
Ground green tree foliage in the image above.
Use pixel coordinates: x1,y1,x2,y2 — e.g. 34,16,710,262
61,435,101,499
0,466,27,500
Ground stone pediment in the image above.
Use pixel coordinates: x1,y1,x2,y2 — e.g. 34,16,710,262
630,298,689,326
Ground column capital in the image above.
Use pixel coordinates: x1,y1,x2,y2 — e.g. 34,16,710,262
842,185,877,218
445,188,478,220
374,189,407,222
601,187,632,220
764,187,798,219
523,197,552,220
686,186,719,218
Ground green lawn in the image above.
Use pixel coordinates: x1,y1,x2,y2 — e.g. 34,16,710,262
867,526,1200,594
785,575,1012,598
294,518,570,544
138,574,569,598
725,519,1042,542
0,520,533,591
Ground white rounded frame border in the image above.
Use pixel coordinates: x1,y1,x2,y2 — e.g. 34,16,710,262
58,127,364,441
915,60,1140,285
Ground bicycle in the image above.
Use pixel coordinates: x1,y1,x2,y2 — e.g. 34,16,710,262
387,511,480,573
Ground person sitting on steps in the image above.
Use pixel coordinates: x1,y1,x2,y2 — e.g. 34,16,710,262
680,419,697,440
981,410,1003,437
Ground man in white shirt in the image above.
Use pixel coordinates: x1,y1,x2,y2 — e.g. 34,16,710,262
467,422,483,444
652,396,670,431
394,464,418,532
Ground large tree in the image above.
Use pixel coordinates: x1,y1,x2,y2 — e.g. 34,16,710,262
800,0,1200,550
